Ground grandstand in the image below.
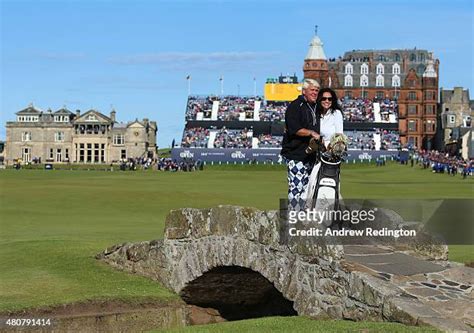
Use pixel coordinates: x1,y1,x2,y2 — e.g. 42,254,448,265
173,75,401,162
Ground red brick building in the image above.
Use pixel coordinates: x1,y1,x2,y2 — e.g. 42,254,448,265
303,33,439,149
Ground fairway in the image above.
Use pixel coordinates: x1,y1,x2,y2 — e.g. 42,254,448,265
0,163,472,316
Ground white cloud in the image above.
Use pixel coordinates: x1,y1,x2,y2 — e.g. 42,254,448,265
108,51,280,66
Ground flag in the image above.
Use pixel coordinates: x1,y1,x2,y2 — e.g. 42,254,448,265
219,76,223,81
186,75,191,80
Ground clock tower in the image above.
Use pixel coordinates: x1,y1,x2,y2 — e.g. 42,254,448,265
303,27,329,87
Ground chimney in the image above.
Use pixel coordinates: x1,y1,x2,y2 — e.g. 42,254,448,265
76,110,81,117
110,110,116,122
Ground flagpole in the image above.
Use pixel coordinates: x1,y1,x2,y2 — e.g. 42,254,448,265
186,75,191,96
220,76,224,95
253,77,256,97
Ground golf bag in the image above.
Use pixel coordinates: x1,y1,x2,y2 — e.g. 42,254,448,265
304,154,342,228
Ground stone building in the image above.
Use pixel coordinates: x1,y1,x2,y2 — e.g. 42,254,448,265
439,87,473,158
5,105,157,164
303,33,439,149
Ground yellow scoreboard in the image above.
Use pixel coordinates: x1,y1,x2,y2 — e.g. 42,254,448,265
264,83,302,102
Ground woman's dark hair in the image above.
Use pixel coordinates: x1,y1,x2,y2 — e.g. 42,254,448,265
316,87,339,114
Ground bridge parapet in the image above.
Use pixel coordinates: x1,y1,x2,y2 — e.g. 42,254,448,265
98,206,471,331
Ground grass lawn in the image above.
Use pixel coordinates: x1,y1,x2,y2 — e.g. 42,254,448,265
155,316,440,333
0,163,471,331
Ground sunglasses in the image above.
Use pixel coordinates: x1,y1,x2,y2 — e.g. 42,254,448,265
320,97,333,101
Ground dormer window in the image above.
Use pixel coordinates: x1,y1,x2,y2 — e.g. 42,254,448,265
17,116,39,122
87,114,97,121
54,115,69,122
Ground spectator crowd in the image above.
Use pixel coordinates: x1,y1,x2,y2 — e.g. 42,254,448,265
413,150,472,179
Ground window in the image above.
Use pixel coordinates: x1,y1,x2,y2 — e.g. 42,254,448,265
79,146,85,162
448,115,456,124
425,90,436,100
408,120,417,132
425,105,435,115
463,116,472,127
121,149,126,159
55,132,64,142
100,144,105,163
94,144,99,163
424,120,435,132
56,149,62,162
22,148,31,162
113,134,125,145
49,148,54,159
378,55,386,62
360,63,369,75
18,116,39,122
344,75,353,87
345,63,353,74
344,91,353,99
420,53,426,62
361,91,368,99
394,54,401,62
408,91,417,100
376,63,384,74
54,115,69,122
360,74,369,87
376,91,385,99
408,105,417,115
392,91,400,100
65,149,69,161
392,75,400,87
86,114,97,121
410,53,416,61
86,143,92,163
392,63,400,75
376,75,384,87
21,132,32,141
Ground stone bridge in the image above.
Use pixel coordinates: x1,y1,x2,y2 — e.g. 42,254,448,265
98,206,473,332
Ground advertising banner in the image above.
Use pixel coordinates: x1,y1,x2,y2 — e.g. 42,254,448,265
171,148,399,163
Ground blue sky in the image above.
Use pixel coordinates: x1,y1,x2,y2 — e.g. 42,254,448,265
1,0,472,147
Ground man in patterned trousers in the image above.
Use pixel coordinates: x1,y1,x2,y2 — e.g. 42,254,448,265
281,79,321,211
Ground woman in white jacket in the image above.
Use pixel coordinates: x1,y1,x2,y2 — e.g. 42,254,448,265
317,87,344,147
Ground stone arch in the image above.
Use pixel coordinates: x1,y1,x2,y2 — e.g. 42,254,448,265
162,231,346,320
179,265,297,320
